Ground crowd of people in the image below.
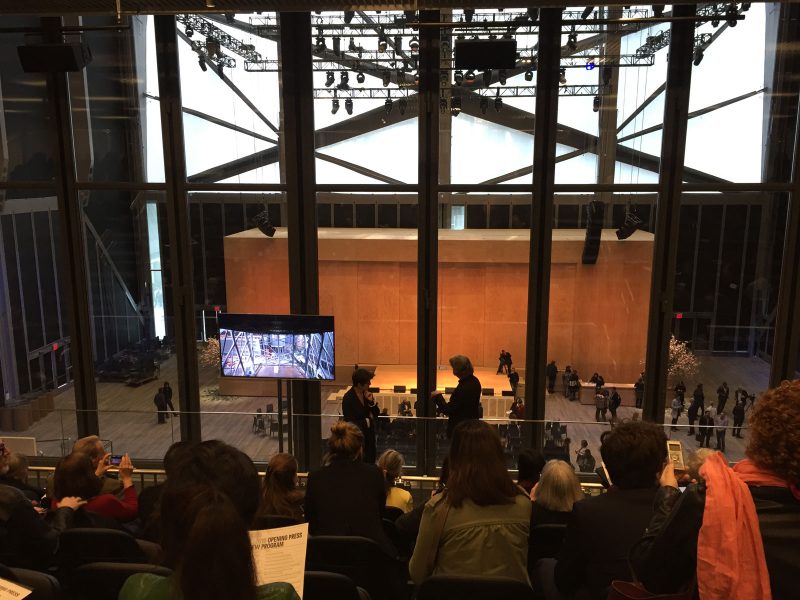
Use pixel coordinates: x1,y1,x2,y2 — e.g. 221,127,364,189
0,377,797,599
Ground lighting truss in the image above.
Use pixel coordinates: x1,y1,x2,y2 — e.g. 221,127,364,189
311,84,603,100
635,30,714,58
187,39,236,68
177,14,263,62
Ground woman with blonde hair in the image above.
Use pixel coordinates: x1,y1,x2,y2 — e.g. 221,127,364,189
378,449,413,513
531,460,584,526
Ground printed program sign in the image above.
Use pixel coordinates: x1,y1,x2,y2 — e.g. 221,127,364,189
249,522,309,599
0,578,32,599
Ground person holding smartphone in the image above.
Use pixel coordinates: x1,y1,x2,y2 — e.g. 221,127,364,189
342,368,380,463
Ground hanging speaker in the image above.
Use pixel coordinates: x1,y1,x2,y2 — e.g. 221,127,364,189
581,200,605,265
18,43,93,72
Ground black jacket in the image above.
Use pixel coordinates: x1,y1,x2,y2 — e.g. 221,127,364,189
554,486,659,600
631,483,800,600
304,458,395,557
341,387,380,461
435,374,482,437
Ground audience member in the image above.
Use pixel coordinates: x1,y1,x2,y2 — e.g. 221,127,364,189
433,355,482,438
732,399,746,438
409,420,531,585
256,453,304,522
531,460,583,527
304,422,395,556
0,449,45,504
53,452,138,523
631,380,800,600
517,448,546,495
687,384,704,436
547,421,666,600
634,373,645,409
342,368,380,463
546,360,558,394
378,449,413,514
608,387,621,423
137,441,193,539
576,440,596,473
670,395,682,431
714,411,728,451
394,459,449,556
120,483,298,600
66,435,123,496
716,381,730,414
698,410,714,448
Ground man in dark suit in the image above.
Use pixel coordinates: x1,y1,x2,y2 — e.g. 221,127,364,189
716,381,730,414
433,355,482,438
550,422,667,600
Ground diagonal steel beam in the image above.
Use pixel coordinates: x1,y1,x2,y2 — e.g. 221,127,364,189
478,147,586,185
316,151,405,184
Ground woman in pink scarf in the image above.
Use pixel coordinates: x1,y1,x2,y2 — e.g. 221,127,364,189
630,380,800,600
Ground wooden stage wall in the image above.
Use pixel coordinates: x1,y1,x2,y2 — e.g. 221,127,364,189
223,228,653,389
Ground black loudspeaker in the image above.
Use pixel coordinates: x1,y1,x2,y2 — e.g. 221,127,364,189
410,388,418,394
482,388,495,396
454,39,517,70
393,385,406,393
581,200,605,265
368,386,380,393
18,43,93,72
445,387,456,394
501,390,515,397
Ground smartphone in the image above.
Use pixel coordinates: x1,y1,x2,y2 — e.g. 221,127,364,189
109,454,123,466
667,440,685,471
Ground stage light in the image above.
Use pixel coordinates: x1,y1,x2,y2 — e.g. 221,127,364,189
593,95,600,112
394,35,402,54
216,62,224,76
382,71,391,87
527,7,540,21
315,35,326,52
726,3,738,27
185,26,194,38
615,213,643,240
454,70,464,85
465,70,476,84
348,37,357,52
581,6,594,20
356,71,365,84
499,69,507,85
480,96,488,114
325,71,335,87
333,36,341,56
652,4,665,17
495,90,503,112
483,69,493,86
345,97,353,115
559,68,567,84
340,71,349,87
384,97,393,114
450,96,462,116
568,30,578,51
693,47,704,66
524,69,533,81
198,56,207,71
464,9,475,23
586,60,596,71
331,97,340,115
741,2,751,11
378,29,388,53
398,96,408,115
410,36,419,51
254,209,276,237
206,38,221,58
343,10,355,24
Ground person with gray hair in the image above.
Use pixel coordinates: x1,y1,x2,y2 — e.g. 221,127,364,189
432,355,482,438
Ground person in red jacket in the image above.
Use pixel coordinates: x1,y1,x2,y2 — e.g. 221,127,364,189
53,452,138,523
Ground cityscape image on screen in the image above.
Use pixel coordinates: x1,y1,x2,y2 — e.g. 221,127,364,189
218,314,335,381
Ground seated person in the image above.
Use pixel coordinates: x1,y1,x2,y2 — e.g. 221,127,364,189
549,421,667,600
378,449,413,514
255,453,304,522
53,452,138,523
530,460,583,527
517,448,546,495
0,448,45,505
409,421,531,585
395,459,448,557
120,483,299,600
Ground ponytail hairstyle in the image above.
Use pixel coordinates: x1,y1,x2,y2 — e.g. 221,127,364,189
160,484,257,600
377,449,404,496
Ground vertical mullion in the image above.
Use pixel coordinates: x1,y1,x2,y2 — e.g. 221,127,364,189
642,5,696,422
523,8,562,448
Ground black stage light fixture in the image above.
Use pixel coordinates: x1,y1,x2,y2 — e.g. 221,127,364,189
465,70,476,84
652,4,665,17
581,200,605,264
384,97,393,114
315,35,325,52
331,97,340,114
398,96,408,115
185,26,194,38
559,68,567,84
483,69,493,86
325,71,335,87
615,212,643,240
216,62,224,76
333,36,341,56
726,3,738,27
206,38,221,58
253,209,276,237
593,95,601,112
568,30,578,51
410,36,420,52
198,56,207,71
454,70,464,85
494,89,503,112
693,47,704,66
527,7,540,21
378,29,388,53
356,71,365,84
499,69,507,85
345,97,353,115
480,96,488,114
741,2,751,11
450,96,462,116
348,37,357,52
344,10,355,24
464,8,475,23
382,71,391,87
581,6,594,20
524,69,534,81
340,70,349,87
394,35,402,54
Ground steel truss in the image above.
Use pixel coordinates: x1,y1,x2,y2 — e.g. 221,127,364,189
312,84,604,100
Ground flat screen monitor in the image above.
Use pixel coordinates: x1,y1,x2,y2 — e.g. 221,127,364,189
218,313,335,381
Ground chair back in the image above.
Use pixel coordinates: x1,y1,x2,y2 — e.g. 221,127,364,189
383,506,404,522
304,571,372,600
416,575,533,600
56,528,147,573
251,515,301,530
0,565,62,600
528,523,568,564
306,536,398,600
68,562,172,600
